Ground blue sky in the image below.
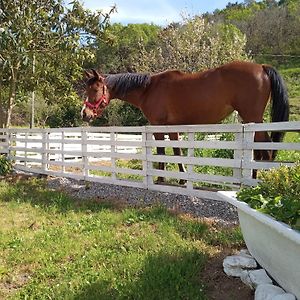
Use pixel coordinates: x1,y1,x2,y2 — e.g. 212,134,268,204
82,0,243,25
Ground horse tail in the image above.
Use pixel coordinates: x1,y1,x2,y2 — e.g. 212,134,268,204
263,65,289,156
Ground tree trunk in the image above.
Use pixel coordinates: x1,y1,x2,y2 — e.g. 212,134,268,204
0,78,6,128
6,67,18,128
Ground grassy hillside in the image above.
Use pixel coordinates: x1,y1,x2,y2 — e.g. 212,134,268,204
281,68,300,121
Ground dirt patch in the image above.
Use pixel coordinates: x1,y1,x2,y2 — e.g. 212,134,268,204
202,248,254,300
0,271,31,299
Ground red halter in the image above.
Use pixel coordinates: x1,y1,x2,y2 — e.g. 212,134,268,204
84,85,109,115
84,95,108,113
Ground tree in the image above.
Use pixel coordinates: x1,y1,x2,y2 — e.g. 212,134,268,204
0,0,114,127
134,17,248,73
93,23,161,73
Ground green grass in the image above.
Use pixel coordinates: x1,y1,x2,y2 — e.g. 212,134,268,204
276,132,300,162
0,178,243,300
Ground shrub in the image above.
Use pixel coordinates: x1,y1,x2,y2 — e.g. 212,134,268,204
0,155,12,176
237,163,300,230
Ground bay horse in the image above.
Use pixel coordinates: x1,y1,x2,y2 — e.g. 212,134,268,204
81,61,289,182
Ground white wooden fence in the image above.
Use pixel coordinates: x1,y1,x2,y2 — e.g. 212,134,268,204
0,122,299,201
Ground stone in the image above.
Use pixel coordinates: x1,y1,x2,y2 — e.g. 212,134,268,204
238,249,253,258
241,269,273,289
223,264,244,277
255,284,285,300
223,255,257,277
273,294,296,300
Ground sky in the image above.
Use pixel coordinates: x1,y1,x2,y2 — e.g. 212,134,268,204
82,0,243,26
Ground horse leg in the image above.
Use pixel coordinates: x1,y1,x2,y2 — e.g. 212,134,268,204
252,131,273,179
254,131,273,161
153,133,165,183
168,132,186,185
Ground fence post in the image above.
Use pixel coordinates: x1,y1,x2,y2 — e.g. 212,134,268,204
41,130,49,173
110,131,116,181
81,128,88,179
24,132,28,168
142,128,147,188
233,126,243,185
144,127,154,188
187,132,194,191
242,123,255,185
61,130,65,174
6,128,12,162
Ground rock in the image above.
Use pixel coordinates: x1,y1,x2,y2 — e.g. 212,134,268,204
223,255,257,277
223,255,257,268
255,284,285,300
241,269,273,289
238,249,253,258
223,265,244,277
273,294,296,300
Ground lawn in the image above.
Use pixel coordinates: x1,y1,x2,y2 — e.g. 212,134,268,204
0,177,244,300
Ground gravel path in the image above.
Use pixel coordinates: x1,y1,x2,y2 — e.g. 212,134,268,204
47,177,239,226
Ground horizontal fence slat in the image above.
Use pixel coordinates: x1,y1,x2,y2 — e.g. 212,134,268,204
148,155,241,168
146,123,243,133
85,140,143,147
10,138,43,143
148,169,241,185
88,165,145,176
146,140,242,149
11,156,42,163
244,161,295,169
85,175,145,188
148,183,226,201
83,126,146,133
246,142,300,151
47,160,83,167
244,121,300,132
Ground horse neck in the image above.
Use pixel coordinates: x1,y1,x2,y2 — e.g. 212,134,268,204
108,87,146,109
105,73,150,109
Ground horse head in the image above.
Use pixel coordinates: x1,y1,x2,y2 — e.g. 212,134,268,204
81,69,109,122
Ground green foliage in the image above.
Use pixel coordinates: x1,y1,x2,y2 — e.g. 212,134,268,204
0,155,11,175
0,0,114,127
276,132,300,161
237,163,300,230
135,17,248,73
92,100,148,127
94,23,161,73
46,93,83,128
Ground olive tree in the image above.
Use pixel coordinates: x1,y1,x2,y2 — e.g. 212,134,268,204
0,0,114,127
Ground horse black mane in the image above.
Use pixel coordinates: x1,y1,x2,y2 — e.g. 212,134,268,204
105,73,151,97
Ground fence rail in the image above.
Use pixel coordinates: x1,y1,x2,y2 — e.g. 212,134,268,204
0,121,299,201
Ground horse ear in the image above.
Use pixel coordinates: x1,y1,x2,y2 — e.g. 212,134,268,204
84,70,93,79
91,69,103,81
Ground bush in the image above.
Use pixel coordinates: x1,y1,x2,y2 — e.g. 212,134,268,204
237,163,300,230
0,155,12,176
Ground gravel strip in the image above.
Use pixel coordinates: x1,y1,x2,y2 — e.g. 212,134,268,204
47,177,239,226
